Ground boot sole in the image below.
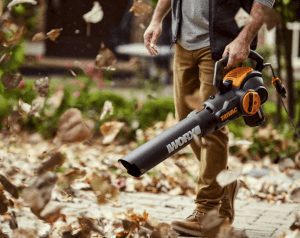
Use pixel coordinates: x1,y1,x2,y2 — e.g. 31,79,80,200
171,223,207,237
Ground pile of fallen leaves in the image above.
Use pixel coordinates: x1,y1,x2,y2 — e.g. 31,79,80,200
0,117,299,236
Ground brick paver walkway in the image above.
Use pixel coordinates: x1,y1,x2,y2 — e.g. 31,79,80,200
106,192,300,238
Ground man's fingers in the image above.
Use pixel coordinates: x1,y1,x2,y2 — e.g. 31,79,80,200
148,32,159,56
222,46,229,58
150,43,158,55
144,31,153,54
147,45,158,56
144,33,159,56
226,54,235,69
150,31,159,46
144,27,161,56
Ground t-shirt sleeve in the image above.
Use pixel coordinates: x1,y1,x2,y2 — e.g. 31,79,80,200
254,0,275,8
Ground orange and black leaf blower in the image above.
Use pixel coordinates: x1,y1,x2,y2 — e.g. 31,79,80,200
119,50,286,177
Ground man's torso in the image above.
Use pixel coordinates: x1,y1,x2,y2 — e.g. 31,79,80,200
177,0,210,50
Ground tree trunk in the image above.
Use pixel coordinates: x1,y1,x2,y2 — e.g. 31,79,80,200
275,27,282,124
280,22,295,119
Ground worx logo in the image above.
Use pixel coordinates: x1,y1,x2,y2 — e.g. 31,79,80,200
166,126,201,153
220,107,238,122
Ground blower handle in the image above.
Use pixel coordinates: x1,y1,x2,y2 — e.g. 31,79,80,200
213,50,265,92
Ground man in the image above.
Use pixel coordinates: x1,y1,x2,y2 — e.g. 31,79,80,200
144,0,274,236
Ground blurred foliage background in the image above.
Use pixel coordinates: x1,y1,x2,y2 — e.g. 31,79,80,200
0,0,299,162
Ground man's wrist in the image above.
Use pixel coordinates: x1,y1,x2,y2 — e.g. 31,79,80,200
150,18,162,25
236,2,266,46
236,31,252,46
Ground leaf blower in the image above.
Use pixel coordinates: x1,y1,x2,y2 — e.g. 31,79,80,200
119,50,286,177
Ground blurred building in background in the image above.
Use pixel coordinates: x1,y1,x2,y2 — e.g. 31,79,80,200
23,1,300,77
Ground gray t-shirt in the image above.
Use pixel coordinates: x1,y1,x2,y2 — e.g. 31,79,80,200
177,0,275,51
178,0,210,50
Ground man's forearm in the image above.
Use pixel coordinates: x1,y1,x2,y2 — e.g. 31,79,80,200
151,0,171,24
237,2,268,45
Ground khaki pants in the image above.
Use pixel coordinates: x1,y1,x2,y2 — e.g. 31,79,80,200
173,44,229,211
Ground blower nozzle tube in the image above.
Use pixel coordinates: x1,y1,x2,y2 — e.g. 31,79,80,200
119,109,216,177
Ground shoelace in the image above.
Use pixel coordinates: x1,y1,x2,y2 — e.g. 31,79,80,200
187,210,206,220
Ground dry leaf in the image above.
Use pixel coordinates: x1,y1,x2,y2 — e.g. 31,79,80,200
30,96,45,116
0,53,8,64
100,100,113,120
12,229,37,238
0,174,19,198
0,21,25,47
33,29,62,42
32,32,46,42
39,202,64,223
44,89,64,117
3,110,22,133
290,187,300,203
36,152,66,175
57,168,86,189
83,1,104,24
21,172,57,216
130,0,152,16
290,213,300,231
78,216,105,236
216,169,242,187
117,210,149,236
95,44,117,70
150,223,178,238
1,73,23,89
7,211,18,230
18,99,32,116
35,77,50,97
69,69,77,77
7,0,37,10
86,171,119,204
278,158,295,172
0,228,9,238
55,108,93,144
100,121,124,145
18,99,42,117
46,28,63,42
234,8,253,28
0,184,9,215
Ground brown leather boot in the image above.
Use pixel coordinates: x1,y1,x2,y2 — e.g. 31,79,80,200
219,180,241,223
171,210,206,237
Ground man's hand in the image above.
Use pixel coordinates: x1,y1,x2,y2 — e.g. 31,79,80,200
222,2,270,68
144,22,162,56
143,0,171,56
222,38,250,69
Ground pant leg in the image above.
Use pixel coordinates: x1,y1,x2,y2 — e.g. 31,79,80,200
173,44,199,118
193,47,229,211
173,44,228,211
173,44,202,161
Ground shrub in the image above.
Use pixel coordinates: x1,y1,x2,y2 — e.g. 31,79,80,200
137,97,175,129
